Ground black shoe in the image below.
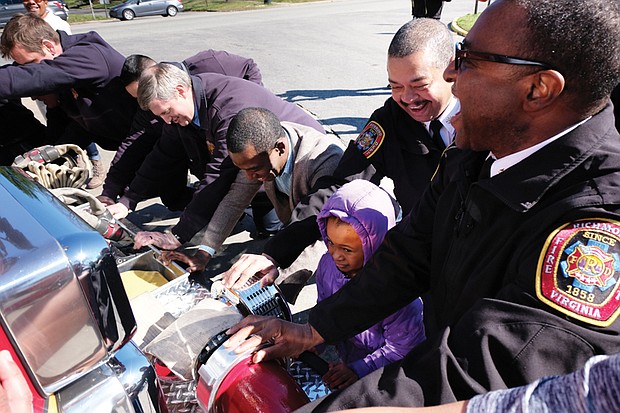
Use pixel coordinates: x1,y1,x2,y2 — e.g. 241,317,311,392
253,229,278,240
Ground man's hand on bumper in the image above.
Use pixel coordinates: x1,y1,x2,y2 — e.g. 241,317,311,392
106,202,130,219
224,316,324,363
133,231,181,250
160,249,212,272
221,253,280,289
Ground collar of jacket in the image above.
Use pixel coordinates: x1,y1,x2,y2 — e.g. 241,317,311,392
465,104,617,213
59,30,106,52
59,30,71,48
190,74,209,133
282,122,301,160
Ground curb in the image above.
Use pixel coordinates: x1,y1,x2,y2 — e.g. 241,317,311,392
450,18,468,37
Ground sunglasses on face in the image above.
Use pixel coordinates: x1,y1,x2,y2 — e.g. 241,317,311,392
454,42,553,71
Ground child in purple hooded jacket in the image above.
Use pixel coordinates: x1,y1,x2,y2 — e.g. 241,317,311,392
315,179,426,390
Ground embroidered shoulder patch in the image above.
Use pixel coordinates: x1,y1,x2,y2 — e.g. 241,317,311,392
537,219,620,327
355,121,385,158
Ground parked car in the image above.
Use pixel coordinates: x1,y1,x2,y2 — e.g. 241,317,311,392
49,0,69,20
109,0,182,21
0,0,68,28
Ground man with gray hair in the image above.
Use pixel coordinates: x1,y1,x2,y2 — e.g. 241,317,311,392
99,49,264,207
106,63,325,258
223,18,458,289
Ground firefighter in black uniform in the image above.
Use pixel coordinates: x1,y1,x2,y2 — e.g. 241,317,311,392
222,18,457,282
225,0,620,411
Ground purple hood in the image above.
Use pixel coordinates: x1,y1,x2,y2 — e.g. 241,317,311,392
315,180,424,378
317,179,397,264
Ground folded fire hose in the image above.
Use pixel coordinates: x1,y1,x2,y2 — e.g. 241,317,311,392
50,187,128,242
12,144,91,189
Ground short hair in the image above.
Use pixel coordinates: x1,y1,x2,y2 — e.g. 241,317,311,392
120,54,156,87
137,62,191,110
387,18,454,71
226,107,285,154
0,14,59,59
511,0,620,114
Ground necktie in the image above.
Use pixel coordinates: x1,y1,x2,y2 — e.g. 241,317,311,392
430,119,445,151
479,156,495,179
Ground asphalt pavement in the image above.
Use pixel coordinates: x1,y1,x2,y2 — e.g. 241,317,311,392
68,0,478,139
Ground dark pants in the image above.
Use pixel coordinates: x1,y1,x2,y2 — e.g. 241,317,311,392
412,0,444,19
161,177,195,212
0,99,47,165
46,107,108,158
247,189,283,235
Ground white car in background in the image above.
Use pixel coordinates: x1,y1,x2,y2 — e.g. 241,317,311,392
109,0,182,21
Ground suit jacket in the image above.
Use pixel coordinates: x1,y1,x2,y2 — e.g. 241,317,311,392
102,49,264,201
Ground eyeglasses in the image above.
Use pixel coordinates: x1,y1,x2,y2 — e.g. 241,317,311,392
454,42,552,71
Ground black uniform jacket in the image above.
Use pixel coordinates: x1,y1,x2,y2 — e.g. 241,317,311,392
101,49,264,201
307,104,620,408
122,73,324,241
0,31,136,148
264,97,444,267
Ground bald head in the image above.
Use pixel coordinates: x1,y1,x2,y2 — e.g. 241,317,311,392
226,107,284,154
